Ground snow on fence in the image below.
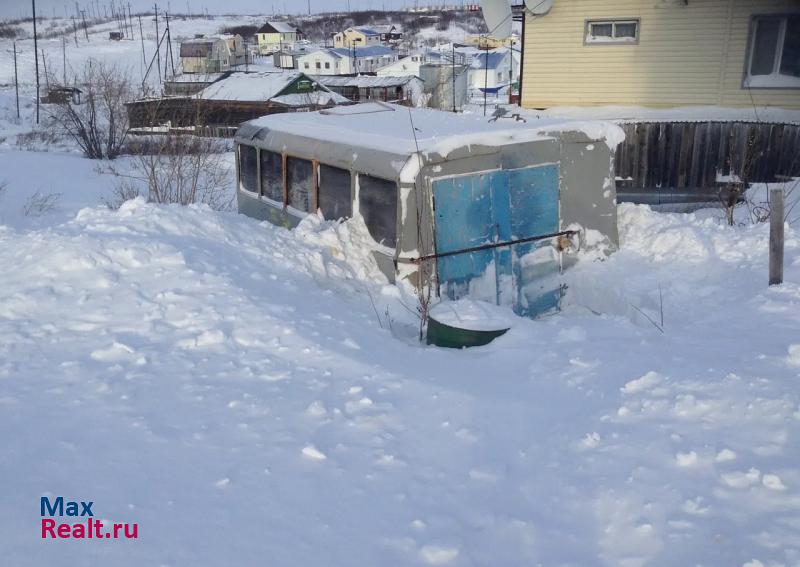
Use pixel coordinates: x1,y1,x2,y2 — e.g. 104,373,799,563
615,121,800,202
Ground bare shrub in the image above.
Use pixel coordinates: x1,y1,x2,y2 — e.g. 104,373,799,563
0,23,23,39
23,190,61,217
729,135,800,226
219,24,258,38
783,177,800,226
47,60,132,159
107,135,232,210
103,180,142,209
15,126,62,151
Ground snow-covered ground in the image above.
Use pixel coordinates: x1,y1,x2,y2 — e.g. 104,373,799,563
0,15,269,97
2,14,800,567
1,148,799,566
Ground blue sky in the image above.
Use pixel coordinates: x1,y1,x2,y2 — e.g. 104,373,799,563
1,0,447,20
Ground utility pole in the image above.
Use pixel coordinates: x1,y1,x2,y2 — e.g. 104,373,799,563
12,42,20,119
42,50,50,90
62,35,67,85
164,10,174,80
128,3,134,38
154,4,161,81
81,10,89,41
32,0,40,124
139,15,146,67
71,16,78,45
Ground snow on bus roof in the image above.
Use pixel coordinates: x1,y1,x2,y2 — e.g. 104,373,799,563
242,102,625,156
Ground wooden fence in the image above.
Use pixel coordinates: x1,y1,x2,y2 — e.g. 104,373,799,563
614,121,800,199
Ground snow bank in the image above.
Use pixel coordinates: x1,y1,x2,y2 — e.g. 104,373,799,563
429,299,518,331
1,156,799,566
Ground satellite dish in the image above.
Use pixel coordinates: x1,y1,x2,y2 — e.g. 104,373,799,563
525,0,555,15
479,0,513,40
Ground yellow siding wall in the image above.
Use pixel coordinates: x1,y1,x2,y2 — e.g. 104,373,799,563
521,0,800,109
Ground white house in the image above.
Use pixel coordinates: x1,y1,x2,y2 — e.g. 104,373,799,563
468,49,513,93
377,51,467,78
297,46,398,76
376,54,427,77
218,34,246,67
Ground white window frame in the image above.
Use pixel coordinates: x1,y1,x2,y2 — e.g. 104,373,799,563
584,19,640,45
744,14,800,89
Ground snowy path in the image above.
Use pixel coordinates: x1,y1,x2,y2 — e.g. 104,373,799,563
1,189,799,566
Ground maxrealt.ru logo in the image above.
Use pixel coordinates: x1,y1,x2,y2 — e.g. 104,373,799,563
40,497,138,540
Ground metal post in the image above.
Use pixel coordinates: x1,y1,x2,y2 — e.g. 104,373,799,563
164,11,174,80
32,0,40,124
154,4,161,81
62,36,67,85
13,42,20,119
769,188,784,286
42,49,49,90
139,15,146,68
483,44,488,117
451,43,456,112
81,10,89,41
518,11,525,107
128,3,134,38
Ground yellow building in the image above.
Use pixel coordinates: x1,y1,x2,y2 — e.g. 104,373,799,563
464,34,520,49
333,27,383,49
256,21,303,55
521,0,800,109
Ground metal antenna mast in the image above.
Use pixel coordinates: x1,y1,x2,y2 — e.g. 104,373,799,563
32,0,40,124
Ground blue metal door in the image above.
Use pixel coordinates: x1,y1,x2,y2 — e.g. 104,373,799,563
432,171,503,303
506,165,561,317
432,165,560,318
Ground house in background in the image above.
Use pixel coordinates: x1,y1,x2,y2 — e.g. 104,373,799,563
372,24,404,45
469,50,513,94
127,71,349,137
163,71,231,96
376,51,465,77
256,21,303,55
419,63,469,111
333,26,383,48
520,0,800,109
297,46,398,76
314,75,424,106
273,45,315,70
376,51,469,111
512,0,800,207
218,34,247,67
180,35,244,74
376,53,429,78
464,33,520,49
